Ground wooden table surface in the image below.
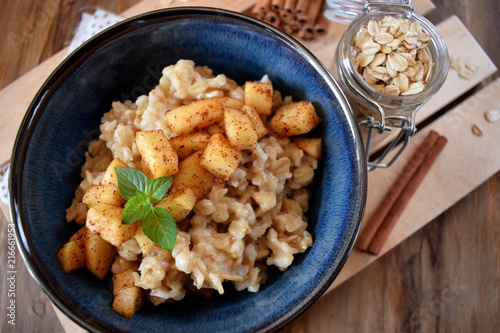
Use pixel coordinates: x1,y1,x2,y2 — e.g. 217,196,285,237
1,1,499,332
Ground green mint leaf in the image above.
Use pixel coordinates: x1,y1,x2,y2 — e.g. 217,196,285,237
116,167,177,251
115,167,148,200
144,177,172,204
141,207,177,252
122,195,150,225
135,190,150,203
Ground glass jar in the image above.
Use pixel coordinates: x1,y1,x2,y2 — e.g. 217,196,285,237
327,0,449,170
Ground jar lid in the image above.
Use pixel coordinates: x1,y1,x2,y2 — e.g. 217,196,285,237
324,0,366,25
324,0,414,24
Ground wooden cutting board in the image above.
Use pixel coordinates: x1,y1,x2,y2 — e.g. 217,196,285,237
330,76,500,290
0,0,498,331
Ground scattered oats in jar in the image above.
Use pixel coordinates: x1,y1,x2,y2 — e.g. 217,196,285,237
351,15,434,96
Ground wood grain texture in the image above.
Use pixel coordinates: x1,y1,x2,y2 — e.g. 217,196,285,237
0,0,140,91
0,2,138,332
281,0,500,330
281,171,500,332
326,77,500,291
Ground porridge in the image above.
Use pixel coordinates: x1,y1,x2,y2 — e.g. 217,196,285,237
59,59,322,318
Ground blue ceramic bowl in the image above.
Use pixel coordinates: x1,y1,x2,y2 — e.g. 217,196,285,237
9,7,366,333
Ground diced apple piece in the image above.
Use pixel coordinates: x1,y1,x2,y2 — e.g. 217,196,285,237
293,137,322,159
112,269,145,319
270,101,322,136
101,158,129,186
244,81,273,116
155,186,197,222
172,151,215,198
217,96,245,110
85,230,116,280
200,133,242,180
241,105,268,139
165,97,223,135
133,226,156,256
170,131,211,160
86,203,138,247
224,107,258,150
206,121,226,136
69,225,88,242
57,226,87,273
82,184,126,208
136,129,178,179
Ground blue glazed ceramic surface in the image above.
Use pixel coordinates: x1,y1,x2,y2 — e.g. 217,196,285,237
9,7,366,333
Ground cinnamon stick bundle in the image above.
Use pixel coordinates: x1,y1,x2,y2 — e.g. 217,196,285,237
357,130,448,255
251,0,329,41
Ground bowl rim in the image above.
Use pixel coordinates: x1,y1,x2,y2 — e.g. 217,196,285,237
9,6,367,332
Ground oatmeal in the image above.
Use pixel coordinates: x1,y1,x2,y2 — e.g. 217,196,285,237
59,59,322,318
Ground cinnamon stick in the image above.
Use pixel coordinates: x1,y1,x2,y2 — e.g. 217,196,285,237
356,130,440,251
367,135,448,255
253,0,271,17
279,9,294,23
289,20,301,33
272,0,285,11
295,0,310,15
299,0,323,23
313,1,330,35
265,10,281,27
252,0,272,19
297,27,314,40
251,8,263,20
297,0,323,39
284,0,297,14
256,0,272,11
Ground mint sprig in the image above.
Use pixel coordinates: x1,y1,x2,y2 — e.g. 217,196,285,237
115,167,177,252
115,168,148,200
144,177,172,203
142,207,177,252
121,194,150,225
